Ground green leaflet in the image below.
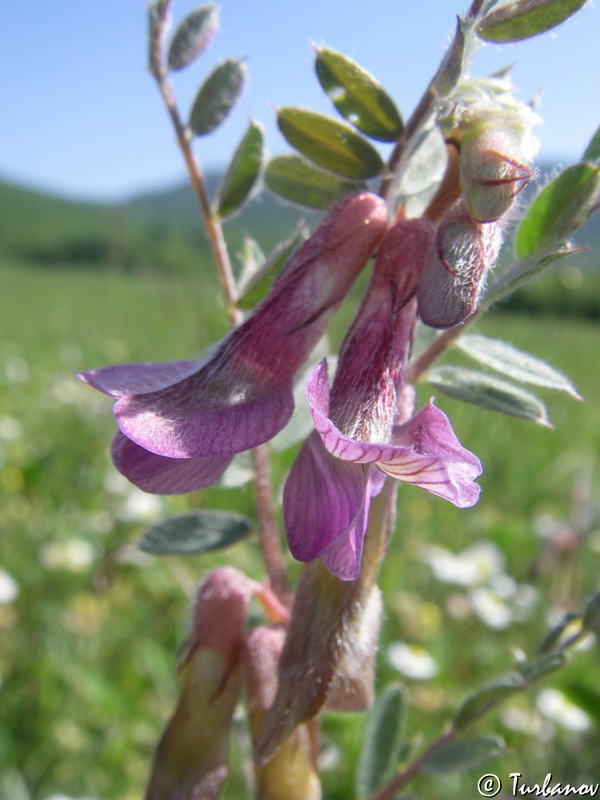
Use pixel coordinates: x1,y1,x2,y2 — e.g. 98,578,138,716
515,162,600,258
355,684,407,798
421,737,505,775
264,153,366,209
277,107,385,180
236,226,307,310
425,365,551,426
455,333,581,399
454,675,525,730
315,47,403,142
477,0,588,43
189,58,246,136
583,124,600,162
167,4,219,71
215,120,265,218
139,511,253,555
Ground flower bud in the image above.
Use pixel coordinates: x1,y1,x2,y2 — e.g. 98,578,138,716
256,484,395,763
245,626,321,800
460,121,534,222
145,567,258,800
417,201,504,328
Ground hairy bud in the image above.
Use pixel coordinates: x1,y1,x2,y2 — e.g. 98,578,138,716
245,626,321,800
145,568,258,800
460,121,535,222
417,201,504,328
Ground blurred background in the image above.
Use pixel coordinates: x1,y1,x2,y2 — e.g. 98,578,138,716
1,2,599,799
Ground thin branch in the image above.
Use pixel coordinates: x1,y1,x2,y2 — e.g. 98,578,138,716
148,6,290,602
250,445,292,603
407,310,480,384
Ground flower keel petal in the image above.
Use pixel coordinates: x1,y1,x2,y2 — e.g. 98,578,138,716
283,431,366,563
111,432,233,495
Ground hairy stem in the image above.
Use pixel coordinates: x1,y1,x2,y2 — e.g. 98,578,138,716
379,0,487,206
250,444,292,603
407,311,479,384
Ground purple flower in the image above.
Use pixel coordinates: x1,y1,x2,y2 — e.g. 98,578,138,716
283,219,482,580
78,193,388,494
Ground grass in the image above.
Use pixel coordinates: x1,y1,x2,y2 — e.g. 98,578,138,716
1,257,599,800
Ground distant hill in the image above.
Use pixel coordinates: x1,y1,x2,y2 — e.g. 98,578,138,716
0,175,313,275
1,170,599,317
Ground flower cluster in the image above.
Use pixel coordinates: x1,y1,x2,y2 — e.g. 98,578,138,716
418,75,540,328
284,218,482,580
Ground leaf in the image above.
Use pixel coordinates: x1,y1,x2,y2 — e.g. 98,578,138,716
455,333,582,399
484,242,582,305
454,674,525,729
139,511,253,555
398,126,448,196
516,163,600,259
314,47,403,142
277,108,385,180
425,366,552,426
432,15,468,95
237,225,308,310
189,58,247,137
264,154,367,209
215,119,265,218
583,124,600,162
355,684,407,798
562,682,600,726
521,653,567,683
477,0,588,42
583,590,600,632
236,236,266,293
167,4,219,71
539,612,582,653
421,737,505,775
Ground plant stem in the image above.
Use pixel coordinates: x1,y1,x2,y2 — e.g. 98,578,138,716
148,4,290,602
149,51,237,322
250,444,292,603
407,311,480,383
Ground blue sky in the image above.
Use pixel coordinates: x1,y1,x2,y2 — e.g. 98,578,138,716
1,0,598,201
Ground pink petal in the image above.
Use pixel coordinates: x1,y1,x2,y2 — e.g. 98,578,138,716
379,401,482,507
77,360,199,398
114,379,295,458
283,431,366,563
306,360,403,463
111,432,233,495
322,469,386,581
307,362,481,509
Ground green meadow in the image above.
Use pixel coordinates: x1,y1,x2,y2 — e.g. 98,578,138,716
1,184,599,799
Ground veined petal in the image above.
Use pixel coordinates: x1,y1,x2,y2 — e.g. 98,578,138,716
114,379,295,459
307,361,481,508
111,432,233,495
307,360,402,463
379,400,482,507
283,430,366,563
322,468,386,581
77,359,200,398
